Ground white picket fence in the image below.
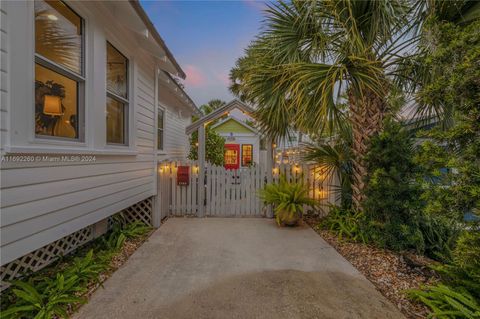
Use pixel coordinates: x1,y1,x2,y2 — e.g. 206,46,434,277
157,162,337,218
205,165,267,217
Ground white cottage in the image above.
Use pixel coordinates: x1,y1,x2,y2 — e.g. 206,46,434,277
0,0,200,283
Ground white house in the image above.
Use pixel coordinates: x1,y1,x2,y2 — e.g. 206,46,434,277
0,0,200,284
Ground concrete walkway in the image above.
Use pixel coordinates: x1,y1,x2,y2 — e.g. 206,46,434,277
75,218,404,319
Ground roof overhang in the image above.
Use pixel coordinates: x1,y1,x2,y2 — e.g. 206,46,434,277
186,99,256,135
158,70,201,116
107,1,186,79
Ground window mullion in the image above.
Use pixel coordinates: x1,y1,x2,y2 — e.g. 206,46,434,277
35,54,85,82
107,91,129,105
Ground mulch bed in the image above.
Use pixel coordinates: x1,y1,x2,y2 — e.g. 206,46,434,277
304,215,436,319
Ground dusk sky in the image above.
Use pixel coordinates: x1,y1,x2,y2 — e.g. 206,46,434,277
140,0,268,107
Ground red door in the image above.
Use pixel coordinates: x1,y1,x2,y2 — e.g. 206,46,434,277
224,144,240,170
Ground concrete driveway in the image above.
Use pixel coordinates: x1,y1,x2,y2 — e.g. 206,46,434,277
75,218,404,319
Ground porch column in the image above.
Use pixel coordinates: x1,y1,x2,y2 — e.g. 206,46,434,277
266,138,274,218
197,124,206,217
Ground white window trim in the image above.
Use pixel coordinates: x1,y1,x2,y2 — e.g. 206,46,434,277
105,41,130,147
103,29,136,153
33,1,87,144
5,1,138,156
157,104,166,154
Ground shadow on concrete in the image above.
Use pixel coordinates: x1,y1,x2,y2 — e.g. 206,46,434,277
155,269,402,319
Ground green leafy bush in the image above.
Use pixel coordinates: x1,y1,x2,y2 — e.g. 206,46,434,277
361,119,461,259
418,215,460,261
259,176,316,226
1,270,86,319
408,229,480,319
406,18,480,318
1,220,152,319
362,119,428,251
188,127,225,166
408,284,480,319
321,206,371,243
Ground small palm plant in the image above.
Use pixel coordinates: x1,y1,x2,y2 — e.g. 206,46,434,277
259,176,316,226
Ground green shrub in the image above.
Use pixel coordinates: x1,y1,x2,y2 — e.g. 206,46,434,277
321,206,371,243
103,220,151,251
408,229,480,318
418,215,460,262
408,284,480,319
0,272,85,319
188,127,225,166
362,119,426,251
259,175,316,226
1,220,152,319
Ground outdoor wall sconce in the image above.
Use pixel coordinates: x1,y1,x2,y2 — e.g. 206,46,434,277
318,187,327,199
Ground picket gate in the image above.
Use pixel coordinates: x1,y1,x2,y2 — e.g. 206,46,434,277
157,162,337,218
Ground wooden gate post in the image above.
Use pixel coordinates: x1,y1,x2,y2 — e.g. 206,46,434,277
266,138,274,218
198,125,206,217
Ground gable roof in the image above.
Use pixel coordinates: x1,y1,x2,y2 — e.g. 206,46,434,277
186,99,255,135
211,117,258,134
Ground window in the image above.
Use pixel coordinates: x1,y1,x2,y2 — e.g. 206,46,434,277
225,149,238,165
157,108,164,150
34,0,84,139
106,42,128,145
242,144,253,166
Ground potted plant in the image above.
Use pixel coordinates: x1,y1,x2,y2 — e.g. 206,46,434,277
259,176,317,226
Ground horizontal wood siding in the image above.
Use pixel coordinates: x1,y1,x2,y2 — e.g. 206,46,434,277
158,88,191,161
0,62,157,265
0,4,9,152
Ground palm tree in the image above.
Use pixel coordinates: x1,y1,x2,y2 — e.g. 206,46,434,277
199,99,226,116
303,126,353,208
230,0,420,208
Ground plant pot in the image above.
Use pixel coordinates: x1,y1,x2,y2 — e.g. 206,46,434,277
277,209,302,227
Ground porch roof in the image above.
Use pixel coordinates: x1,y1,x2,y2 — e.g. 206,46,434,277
185,99,255,135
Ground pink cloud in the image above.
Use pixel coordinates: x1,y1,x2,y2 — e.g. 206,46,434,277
184,65,206,87
242,0,268,12
215,72,231,87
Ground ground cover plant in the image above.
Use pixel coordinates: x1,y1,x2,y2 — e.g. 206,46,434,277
0,219,152,319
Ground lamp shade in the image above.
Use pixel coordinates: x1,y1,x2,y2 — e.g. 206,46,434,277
43,95,63,116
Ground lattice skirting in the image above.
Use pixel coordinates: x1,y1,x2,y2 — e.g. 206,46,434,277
1,196,154,290
119,196,153,226
0,226,93,291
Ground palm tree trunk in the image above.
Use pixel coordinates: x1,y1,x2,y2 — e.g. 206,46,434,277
349,89,386,209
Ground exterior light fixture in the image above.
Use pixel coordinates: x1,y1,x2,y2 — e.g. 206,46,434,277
47,14,58,21
318,187,327,199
